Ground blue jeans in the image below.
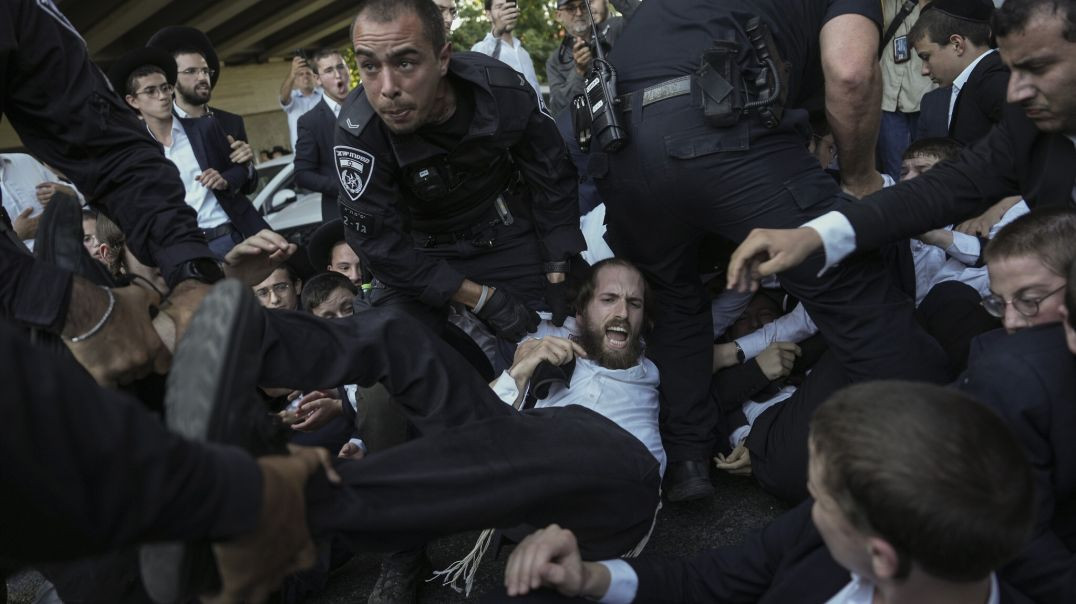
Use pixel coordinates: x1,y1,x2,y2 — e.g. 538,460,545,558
205,225,242,260
877,110,920,181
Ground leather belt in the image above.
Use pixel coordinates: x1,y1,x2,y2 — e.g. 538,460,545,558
619,75,692,112
201,222,237,241
413,217,501,248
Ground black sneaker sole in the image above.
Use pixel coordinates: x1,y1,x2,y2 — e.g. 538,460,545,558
140,279,258,604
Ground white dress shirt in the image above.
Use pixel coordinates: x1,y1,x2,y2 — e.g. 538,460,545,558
490,318,667,476
825,573,999,604
471,32,545,109
281,88,323,150
734,301,818,360
153,119,229,229
580,203,614,265
948,50,996,128
322,94,342,118
598,564,1001,604
0,153,84,251
922,200,1030,298
728,383,799,449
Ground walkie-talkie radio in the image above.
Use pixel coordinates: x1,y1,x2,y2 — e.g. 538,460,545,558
572,0,627,152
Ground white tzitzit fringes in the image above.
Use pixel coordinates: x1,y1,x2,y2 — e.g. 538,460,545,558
623,489,663,558
428,527,496,597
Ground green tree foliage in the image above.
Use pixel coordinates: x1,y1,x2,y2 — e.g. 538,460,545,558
451,0,563,84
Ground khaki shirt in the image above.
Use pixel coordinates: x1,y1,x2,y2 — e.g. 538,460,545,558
880,0,936,113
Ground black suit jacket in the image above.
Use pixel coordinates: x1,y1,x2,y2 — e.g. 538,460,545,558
627,500,1032,603
843,103,1076,252
957,324,1076,603
209,106,247,146
175,115,269,238
915,86,951,141
949,51,1009,146
294,99,340,221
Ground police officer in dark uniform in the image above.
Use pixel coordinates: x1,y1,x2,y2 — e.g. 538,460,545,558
594,0,951,501
335,0,585,353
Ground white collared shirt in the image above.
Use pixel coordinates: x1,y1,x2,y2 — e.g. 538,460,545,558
152,118,229,229
949,49,996,127
596,567,1001,604
0,153,85,250
490,317,666,476
322,94,342,118
824,573,1000,604
281,88,323,150
471,32,545,109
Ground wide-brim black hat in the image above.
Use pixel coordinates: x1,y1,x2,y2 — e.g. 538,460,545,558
307,219,346,270
923,0,994,23
106,46,178,98
147,25,221,87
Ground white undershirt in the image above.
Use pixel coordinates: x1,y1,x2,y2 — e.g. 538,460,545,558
152,119,229,229
948,49,995,127
322,94,342,118
490,317,666,476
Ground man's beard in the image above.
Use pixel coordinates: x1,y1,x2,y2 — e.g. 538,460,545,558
176,82,211,106
578,313,642,370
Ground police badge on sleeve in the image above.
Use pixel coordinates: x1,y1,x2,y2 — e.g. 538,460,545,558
334,146,375,201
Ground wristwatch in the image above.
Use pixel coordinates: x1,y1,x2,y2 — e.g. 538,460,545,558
543,260,570,273
173,257,225,285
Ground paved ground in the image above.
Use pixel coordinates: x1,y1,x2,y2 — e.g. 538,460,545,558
5,471,789,603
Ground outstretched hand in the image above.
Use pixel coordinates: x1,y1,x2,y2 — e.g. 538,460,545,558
223,229,297,287
726,227,822,292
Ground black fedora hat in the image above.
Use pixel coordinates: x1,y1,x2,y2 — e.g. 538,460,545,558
106,46,178,98
307,219,346,270
147,25,221,88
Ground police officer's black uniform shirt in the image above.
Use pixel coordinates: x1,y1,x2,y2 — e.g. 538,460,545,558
610,0,882,109
333,51,585,308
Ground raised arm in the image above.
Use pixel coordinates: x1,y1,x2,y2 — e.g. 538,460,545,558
820,13,883,198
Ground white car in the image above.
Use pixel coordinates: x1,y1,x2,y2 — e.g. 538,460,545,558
250,156,324,240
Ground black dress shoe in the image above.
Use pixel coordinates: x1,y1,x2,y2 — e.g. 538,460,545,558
664,459,715,502
139,280,286,603
33,192,117,287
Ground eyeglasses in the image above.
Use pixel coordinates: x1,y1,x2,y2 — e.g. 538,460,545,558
135,83,174,98
254,282,294,299
559,2,588,14
178,67,216,79
981,284,1065,318
320,63,348,76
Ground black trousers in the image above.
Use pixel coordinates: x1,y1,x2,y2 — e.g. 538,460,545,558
746,351,851,503
595,97,950,463
916,280,1000,375
257,307,662,559
5,308,658,590
0,320,262,566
